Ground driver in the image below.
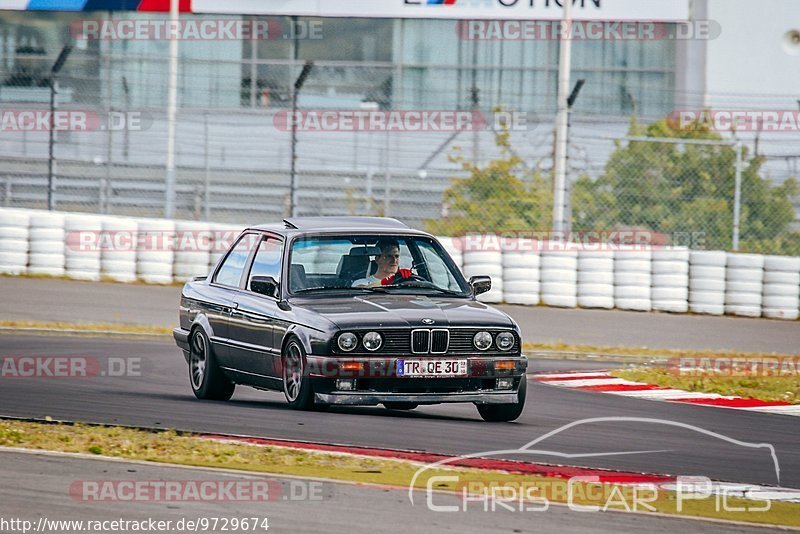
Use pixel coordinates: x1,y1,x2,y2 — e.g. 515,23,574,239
352,239,414,287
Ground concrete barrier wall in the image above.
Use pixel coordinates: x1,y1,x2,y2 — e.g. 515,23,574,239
1,208,798,321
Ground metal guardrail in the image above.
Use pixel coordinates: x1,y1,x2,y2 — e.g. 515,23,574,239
0,157,450,226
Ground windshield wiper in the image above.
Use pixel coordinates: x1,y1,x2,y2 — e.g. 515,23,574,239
355,286,389,293
293,286,349,294
384,283,463,295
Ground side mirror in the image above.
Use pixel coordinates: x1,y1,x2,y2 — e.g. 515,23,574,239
251,275,280,298
469,276,492,296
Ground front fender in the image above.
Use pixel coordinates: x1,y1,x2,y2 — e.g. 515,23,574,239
282,324,330,356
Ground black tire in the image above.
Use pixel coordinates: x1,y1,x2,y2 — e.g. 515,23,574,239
189,328,235,401
383,402,418,411
476,376,527,422
282,338,324,411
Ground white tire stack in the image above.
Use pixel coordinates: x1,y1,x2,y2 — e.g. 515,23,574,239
0,209,30,275
762,255,800,320
577,249,614,309
27,211,66,277
463,246,503,304
614,247,652,311
100,217,138,282
437,236,463,272
689,251,727,315
174,220,212,282
725,253,764,317
651,247,690,313
64,214,102,281
540,245,578,308
136,218,175,285
502,239,540,306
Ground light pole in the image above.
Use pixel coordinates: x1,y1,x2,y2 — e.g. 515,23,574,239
47,44,72,211
360,101,379,214
164,0,179,218
289,60,314,218
552,0,572,233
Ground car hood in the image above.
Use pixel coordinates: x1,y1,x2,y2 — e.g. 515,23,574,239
289,294,516,330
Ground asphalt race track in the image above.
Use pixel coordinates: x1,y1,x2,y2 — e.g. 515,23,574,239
2,276,800,353
1,332,798,490
0,450,770,534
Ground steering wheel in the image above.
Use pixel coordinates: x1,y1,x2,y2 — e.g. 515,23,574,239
388,273,432,286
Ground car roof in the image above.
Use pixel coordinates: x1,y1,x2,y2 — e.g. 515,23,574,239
247,217,432,238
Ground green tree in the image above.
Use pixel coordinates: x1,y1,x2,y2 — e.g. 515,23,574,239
424,128,552,236
572,117,799,253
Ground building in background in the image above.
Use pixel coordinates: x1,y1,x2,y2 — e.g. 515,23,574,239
0,0,797,228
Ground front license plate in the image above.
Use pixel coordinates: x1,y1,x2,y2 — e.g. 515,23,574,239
397,359,468,377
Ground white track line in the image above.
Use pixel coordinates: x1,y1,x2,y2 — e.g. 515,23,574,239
538,378,641,387
533,371,800,417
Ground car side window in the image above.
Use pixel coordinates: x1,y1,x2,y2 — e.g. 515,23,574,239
214,233,259,287
249,237,283,290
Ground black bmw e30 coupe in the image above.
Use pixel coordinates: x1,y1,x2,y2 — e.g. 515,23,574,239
173,217,527,422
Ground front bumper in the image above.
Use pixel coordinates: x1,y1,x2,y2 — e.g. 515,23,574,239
308,354,526,406
315,390,520,406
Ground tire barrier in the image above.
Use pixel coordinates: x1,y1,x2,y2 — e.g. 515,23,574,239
689,250,727,316
463,249,503,304
762,255,800,320
174,221,212,282
651,247,690,313
2,209,799,321
577,250,614,309
0,209,30,275
64,213,103,281
136,218,175,285
28,211,66,277
725,253,765,318
501,239,540,306
614,247,652,312
540,245,578,308
100,217,138,283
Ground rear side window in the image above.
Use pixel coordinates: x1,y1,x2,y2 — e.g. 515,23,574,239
214,233,259,287
249,237,283,287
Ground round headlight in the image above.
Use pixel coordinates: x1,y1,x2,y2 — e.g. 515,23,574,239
496,331,515,351
473,331,492,351
338,332,358,352
362,331,383,352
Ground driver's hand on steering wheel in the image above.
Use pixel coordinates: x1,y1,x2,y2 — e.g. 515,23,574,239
381,268,414,286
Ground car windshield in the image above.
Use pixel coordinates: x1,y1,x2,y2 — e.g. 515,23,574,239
287,235,469,295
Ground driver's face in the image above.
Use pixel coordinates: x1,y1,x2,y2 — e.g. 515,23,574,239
376,246,400,274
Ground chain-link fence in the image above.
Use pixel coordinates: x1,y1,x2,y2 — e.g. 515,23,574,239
567,133,800,255
1,13,799,254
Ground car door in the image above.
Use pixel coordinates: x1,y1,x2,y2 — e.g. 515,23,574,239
228,234,284,381
208,231,261,370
